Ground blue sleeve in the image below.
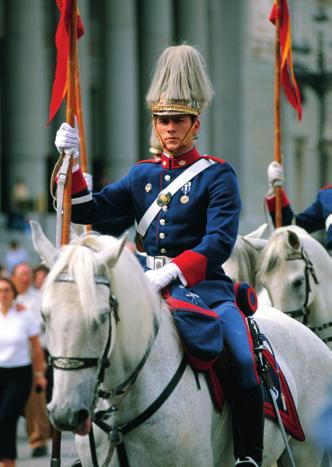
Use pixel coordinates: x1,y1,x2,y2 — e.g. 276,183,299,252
71,169,134,225
194,164,241,273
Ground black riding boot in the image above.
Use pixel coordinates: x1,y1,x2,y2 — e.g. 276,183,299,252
231,384,264,467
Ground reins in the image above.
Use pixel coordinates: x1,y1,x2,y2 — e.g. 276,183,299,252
48,267,187,467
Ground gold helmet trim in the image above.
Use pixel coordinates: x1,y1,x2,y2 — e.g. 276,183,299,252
151,101,200,116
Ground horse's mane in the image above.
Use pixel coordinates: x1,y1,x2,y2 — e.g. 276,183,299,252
257,226,308,279
44,233,162,330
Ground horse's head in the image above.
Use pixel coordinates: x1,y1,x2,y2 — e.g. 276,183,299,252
256,226,319,315
223,224,268,285
31,221,127,433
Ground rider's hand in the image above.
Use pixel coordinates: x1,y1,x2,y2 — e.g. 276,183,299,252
145,263,180,292
267,161,284,190
55,122,80,159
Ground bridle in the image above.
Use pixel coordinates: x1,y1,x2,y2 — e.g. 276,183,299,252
48,272,118,393
262,247,319,326
281,247,319,326
281,248,332,345
48,269,187,467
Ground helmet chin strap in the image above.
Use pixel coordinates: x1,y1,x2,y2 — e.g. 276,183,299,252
152,116,197,157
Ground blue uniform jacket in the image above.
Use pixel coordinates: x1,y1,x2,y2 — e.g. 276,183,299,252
266,187,332,249
70,146,241,306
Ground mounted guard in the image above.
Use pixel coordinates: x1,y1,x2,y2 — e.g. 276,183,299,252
55,44,264,467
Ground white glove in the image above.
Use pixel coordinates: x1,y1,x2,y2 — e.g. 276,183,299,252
267,161,284,189
83,172,93,191
55,122,80,159
145,263,180,292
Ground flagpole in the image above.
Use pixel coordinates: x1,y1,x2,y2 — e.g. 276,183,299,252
52,1,77,464
274,0,282,228
75,50,91,232
61,0,77,245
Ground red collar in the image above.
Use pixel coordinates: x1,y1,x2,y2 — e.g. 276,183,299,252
160,147,201,170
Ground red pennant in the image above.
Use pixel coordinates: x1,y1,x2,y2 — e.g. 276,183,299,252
48,0,84,124
269,0,302,121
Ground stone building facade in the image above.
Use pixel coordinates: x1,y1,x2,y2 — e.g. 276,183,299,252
0,0,331,244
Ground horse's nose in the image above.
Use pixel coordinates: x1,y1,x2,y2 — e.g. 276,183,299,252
70,408,89,427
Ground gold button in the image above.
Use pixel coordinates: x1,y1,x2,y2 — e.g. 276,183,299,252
178,160,186,166
159,232,166,239
160,219,166,225
160,248,167,254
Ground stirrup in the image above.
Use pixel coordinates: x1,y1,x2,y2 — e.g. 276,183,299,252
235,457,260,467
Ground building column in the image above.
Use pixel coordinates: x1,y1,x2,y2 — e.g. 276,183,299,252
139,0,173,159
6,0,48,205
175,0,210,152
102,0,138,181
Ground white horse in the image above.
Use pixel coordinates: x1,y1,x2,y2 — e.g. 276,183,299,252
254,226,332,350
31,222,332,467
224,226,332,349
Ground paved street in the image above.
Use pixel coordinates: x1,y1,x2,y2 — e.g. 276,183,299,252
17,418,78,467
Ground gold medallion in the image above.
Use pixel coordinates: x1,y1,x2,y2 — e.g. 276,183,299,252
157,192,171,207
145,183,152,193
180,195,189,204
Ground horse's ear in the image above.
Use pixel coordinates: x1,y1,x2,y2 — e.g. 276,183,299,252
95,235,128,268
241,236,267,251
245,223,270,239
30,220,59,267
287,230,301,250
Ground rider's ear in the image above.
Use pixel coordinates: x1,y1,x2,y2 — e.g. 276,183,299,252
287,230,301,250
95,235,128,268
30,220,59,267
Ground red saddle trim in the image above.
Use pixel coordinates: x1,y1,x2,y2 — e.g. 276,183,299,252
262,349,305,441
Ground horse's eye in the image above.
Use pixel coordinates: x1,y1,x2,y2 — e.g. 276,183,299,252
98,311,109,324
293,278,304,289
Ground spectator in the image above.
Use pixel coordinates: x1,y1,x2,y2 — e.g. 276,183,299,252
0,277,47,467
11,263,50,458
33,264,49,290
4,241,29,275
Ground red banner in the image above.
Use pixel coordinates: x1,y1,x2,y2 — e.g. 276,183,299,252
48,0,84,124
270,0,302,121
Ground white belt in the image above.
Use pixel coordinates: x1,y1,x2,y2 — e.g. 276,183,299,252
146,255,173,270
326,214,332,231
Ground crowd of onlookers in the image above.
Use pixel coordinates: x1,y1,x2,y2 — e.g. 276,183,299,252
0,240,50,467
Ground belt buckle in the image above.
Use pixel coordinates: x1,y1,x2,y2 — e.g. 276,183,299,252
154,256,166,270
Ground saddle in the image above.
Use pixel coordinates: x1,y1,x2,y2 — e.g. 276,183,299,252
166,282,305,442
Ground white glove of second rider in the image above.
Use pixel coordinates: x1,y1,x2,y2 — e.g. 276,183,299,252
145,263,182,292
267,161,284,192
55,122,80,159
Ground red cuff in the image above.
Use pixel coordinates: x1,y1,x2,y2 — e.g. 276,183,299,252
172,250,207,287
265,189,289,212
72,168,88,194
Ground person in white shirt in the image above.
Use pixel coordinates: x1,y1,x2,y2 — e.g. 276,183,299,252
11,263,49,458
0,277,47,467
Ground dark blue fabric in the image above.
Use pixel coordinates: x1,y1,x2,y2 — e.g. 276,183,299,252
214,301,258,390
269,186,332,250
72,148,241,302
166,283,258,389
167,282,224,362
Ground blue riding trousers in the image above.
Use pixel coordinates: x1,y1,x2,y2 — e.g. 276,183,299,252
213,301,260,390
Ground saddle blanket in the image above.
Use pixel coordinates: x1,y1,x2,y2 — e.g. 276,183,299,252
207,348,305,442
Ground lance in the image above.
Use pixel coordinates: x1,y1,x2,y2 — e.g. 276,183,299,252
273,0,283,228
75,50,92,232
52,1,77,464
